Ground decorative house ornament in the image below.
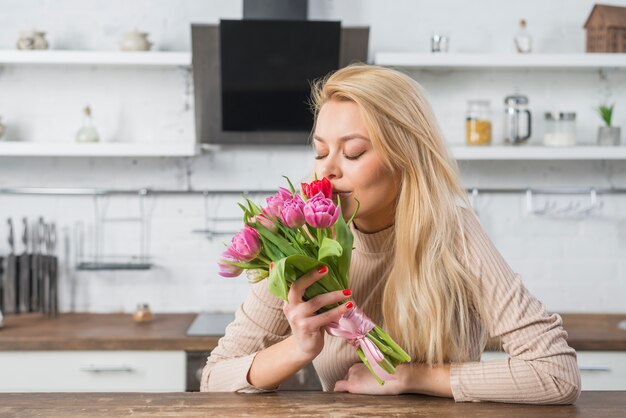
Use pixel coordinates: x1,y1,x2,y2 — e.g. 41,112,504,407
584,4,626,52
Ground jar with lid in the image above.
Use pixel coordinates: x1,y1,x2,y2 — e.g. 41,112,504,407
466,100,492,146
544,112,576,146
133,303,153,323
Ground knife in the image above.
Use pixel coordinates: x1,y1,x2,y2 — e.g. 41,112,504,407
3,218,17,314
49,222,58,317
19,217,31,313
30,219,40,312
0,254,5,312
39,218,49,315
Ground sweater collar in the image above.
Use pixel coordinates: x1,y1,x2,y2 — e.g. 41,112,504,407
350,222,395,254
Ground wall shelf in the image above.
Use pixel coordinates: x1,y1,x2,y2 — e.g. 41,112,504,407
0,50,191,67
374,53,626,70
450,145,626,160
0,142,197,157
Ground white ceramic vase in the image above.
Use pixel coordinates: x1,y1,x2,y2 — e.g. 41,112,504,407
119,30,153,51
597,126,621,146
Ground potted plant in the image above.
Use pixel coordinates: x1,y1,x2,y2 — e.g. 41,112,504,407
596,104,621,146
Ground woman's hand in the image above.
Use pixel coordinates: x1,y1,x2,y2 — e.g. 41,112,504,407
283,265,353,363
333,363,406,395
334,363,453,397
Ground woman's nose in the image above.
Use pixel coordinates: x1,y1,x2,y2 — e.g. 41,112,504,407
318,156,340,180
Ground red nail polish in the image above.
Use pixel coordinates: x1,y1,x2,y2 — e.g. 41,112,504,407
269,262,274,270
345,301,354,309
318,265,328,274
342,289,351,296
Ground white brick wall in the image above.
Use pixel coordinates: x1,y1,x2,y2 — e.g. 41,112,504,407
0,0,625,314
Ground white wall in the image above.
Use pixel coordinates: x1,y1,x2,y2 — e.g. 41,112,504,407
0,0,625,314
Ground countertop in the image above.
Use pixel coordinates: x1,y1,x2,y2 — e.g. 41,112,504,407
0,313,218,351
0,391,624,417
0,312,624,351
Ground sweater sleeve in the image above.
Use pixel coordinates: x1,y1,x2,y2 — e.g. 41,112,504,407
200,280,291,393
449,209,581,404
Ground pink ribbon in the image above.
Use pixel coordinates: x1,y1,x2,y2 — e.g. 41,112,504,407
325,305,396,382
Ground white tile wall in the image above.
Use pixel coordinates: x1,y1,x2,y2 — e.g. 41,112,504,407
0,0,625,314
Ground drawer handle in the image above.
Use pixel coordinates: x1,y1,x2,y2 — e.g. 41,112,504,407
80,364,134,373
579,365,611,372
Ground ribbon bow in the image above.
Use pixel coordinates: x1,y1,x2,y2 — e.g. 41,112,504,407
325,305,396,381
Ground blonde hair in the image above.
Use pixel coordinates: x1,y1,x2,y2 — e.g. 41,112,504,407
310,64,486,365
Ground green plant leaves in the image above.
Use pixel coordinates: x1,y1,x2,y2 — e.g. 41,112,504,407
318,237,343,260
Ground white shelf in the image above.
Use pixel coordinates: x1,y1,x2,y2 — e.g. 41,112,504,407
374,53,626,70
0,50,191,67
0,142,197,157
450,145,626,160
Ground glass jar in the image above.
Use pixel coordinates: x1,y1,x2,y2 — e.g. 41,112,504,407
133,303,153,323
544,112,576,146
466,100,492,146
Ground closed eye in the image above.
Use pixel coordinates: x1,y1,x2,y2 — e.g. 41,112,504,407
344,151,365,160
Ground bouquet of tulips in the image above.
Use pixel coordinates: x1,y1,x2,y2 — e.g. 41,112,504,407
218,177,411,384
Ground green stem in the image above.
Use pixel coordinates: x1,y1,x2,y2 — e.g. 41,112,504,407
373,327,412,362
356,347,384,386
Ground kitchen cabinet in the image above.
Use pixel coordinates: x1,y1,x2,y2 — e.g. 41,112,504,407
0,313,217,392
0,350,185,392
481,350,626,391
0,50,195,157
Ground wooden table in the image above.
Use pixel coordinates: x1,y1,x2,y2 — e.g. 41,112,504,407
0,391,624,417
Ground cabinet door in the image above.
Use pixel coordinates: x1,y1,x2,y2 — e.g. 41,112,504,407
0,350,185,392
481,351,626,391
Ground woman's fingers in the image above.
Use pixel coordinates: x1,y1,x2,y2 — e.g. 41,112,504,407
334,380,349,392
300,289,352,316
287,265,329,305
305,300,354,331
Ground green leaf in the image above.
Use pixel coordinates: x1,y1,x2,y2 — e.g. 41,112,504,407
257,232,282,261
247,198,264,216
318,237,343,260
222,259,267,269
334,201,354,288
256,224,299,257
597,104,614,127
282,175,296,196
267,254,320,301
267,257,292,301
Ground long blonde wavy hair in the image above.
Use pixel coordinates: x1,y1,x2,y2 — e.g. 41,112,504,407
310,64,486,365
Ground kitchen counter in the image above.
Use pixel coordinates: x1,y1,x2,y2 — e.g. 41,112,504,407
0,313,218,351
0,312,624,351
0,391,624,417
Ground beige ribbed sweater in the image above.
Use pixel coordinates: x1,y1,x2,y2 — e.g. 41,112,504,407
201,209,581,404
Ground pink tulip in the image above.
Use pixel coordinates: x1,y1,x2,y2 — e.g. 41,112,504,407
280,196,306,229
265,187,293,219
217,251,243,278
303,192,340,228
228,225,262,262
255,213,277,232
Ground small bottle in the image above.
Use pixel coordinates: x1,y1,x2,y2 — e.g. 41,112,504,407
133,303,153,323
514,19,532,53
76,106,100,143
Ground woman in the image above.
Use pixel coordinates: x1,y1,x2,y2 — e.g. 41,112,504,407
201,64,581,404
